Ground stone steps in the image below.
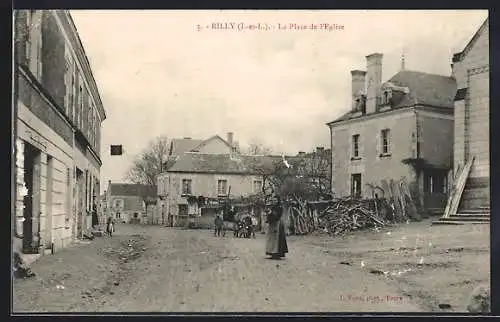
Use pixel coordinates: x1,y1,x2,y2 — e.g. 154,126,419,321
432,208,490,226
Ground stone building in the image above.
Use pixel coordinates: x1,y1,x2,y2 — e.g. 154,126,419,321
105,181,157,224
168,132,238,157
158,153,278,227
13,10,106,254
327,53,457,212
451,18,489,211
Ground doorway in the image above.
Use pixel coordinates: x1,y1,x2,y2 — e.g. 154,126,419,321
75,168,84,238
45,155,54,249
351,173,362,198
22,142,41,253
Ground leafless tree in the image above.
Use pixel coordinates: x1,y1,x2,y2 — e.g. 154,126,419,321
244,137,274,155
125,136,170,186
260,150,332,235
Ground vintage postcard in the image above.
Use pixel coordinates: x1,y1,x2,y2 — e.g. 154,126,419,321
11,9,490,314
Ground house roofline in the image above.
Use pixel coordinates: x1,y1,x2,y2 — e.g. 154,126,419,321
191,135,233,151
452,17,488,63
326,104,453,127
167,170,271,176
59,11,106,121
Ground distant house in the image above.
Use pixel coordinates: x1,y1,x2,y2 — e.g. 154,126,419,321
158,132,241,218
168,132,238,157
451,18,489,212
327,52,457,212
105,181,157,224
158,153,279,227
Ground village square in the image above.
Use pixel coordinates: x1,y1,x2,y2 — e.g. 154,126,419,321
12,10,490,313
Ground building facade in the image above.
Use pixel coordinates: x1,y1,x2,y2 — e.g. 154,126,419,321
451,18,490,211
158,153,277,226
13,10,106,254
168,132,237,157
327,53,456,211
105,181,157,224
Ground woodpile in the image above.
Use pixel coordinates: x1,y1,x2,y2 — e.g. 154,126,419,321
317,197,386,235
314,177,422,236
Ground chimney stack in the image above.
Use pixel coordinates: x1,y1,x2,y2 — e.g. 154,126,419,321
350,70,366,110
365,53,383,114
227,132,234,147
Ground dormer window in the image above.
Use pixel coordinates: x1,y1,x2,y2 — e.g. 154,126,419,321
382,89,392,105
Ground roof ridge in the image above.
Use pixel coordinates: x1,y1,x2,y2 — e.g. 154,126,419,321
392,69,453,79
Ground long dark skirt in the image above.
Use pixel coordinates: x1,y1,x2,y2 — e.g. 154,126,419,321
266,219,288,258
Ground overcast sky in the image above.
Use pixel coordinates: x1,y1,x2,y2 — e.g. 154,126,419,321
69,10,487,191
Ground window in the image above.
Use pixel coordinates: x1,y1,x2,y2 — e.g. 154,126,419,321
178,204,188,216
76,83,83,127
253,180,262,194
381,129,391,154
217,179,228,196
26,10,43,80
424,170,448,194
181,179,192,195
25,10,33,62
351,173,362,198
64,53,74,118
87,101,92,140
92,111,97,146
382,89,392,105
352,134,360,158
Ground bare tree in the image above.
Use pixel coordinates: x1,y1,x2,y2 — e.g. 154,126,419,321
125,136,170,186
259,150,332,235
244,137,274,155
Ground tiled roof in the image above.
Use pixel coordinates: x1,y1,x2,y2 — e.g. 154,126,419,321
109,183,157,198
190,135,233,152
169,138,204,156
388,70,456,108
328,70,456,124
167,153,284,175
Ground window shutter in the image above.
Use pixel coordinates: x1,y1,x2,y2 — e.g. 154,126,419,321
349,134,353,158
37,21,43,79
63,60,69,109
25,11,32,63
389,130,393,154
359,135,364,158
376,130,381,156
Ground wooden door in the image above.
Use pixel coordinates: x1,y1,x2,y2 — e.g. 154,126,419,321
22,143,41,253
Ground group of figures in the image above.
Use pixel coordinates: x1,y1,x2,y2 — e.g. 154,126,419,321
213,193,288,260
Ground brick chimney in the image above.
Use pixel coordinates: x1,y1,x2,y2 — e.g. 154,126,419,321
227,132,234,147
365,53,383,114
350,70,366,110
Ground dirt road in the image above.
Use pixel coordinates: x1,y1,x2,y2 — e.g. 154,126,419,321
13,224,424,312
14,220,488,313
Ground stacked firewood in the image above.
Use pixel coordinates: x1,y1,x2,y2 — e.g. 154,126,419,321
317,197,387,235
287,201,316,235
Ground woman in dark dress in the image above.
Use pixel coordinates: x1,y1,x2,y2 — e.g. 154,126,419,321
265,195,288,259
